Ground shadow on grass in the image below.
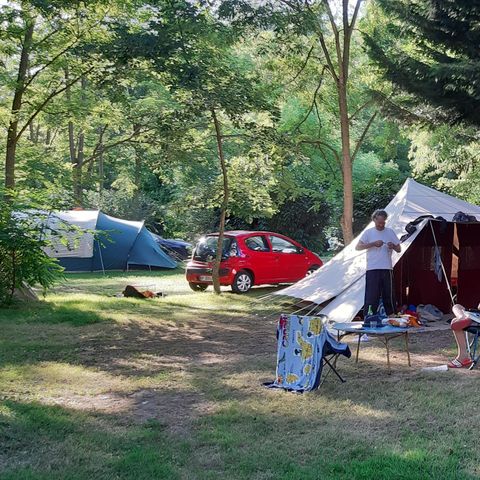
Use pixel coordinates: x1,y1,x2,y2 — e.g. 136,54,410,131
1,391,476,480
0,400,189,480
1,321,479,479
2,273,478,479
186,388,478,480
0,301,108,327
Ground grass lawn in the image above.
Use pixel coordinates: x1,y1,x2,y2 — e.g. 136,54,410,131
1,269,479,479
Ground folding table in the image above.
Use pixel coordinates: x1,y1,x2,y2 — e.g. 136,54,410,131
332,322,413,373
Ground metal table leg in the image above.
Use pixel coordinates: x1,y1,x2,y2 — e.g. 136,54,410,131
405,332,411,367
356,334,362,362
385,336,391,374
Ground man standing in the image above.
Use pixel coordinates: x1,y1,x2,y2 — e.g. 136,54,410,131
355,210,401,316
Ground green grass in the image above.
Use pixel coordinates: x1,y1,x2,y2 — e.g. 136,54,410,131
1,270,479,479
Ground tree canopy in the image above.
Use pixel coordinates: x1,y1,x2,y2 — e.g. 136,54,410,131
12,0,477,273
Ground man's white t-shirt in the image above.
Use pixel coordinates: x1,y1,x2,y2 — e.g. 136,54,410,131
358,227,399,271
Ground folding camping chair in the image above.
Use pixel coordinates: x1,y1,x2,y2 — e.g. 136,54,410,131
465,310,480,370
317,337,349,388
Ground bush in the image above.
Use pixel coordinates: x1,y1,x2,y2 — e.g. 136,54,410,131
0,200,64,305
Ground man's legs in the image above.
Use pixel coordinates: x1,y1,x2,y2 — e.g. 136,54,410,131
364,270,382,315
380,269,395,316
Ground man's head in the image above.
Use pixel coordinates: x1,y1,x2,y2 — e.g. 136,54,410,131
372,210,388,230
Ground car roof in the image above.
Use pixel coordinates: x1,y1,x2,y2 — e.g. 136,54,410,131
206,231,289,238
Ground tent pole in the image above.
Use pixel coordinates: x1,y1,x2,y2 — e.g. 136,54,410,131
97,239,106,275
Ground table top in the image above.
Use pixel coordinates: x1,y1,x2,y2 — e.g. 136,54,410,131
332,322,411,335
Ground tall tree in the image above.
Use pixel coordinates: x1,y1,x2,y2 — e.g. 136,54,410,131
112,0,275,293
222,0,374,245
365,0,480,127
0,1,113,195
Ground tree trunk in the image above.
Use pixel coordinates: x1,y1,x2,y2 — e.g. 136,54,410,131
305,0,365,245
75,131,85,206
29,121,35,142
338,81,354,244
98,149,104,196
4,20,35,193
67,71,87,207
97,127,104,195
211,108,229,295
134,155,142,190
66,66,77,197
133,124,142,191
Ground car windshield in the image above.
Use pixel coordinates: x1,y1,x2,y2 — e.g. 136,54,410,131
193,236,233,261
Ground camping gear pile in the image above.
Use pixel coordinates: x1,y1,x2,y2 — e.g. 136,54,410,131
122,285,165,299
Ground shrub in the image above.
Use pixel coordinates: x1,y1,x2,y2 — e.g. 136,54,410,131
0,200,64,305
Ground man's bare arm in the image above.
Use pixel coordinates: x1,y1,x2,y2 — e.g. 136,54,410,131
387,242,401,253
356,240,383,251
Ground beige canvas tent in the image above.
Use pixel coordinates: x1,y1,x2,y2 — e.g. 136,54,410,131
273,178,480,322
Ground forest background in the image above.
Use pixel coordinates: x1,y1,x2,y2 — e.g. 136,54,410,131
2,0,479,255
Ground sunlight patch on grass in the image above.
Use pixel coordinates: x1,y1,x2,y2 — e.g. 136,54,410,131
0,403,16,419
0,362,130,398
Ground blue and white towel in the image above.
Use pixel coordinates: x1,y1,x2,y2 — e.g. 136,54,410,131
266,314,351,392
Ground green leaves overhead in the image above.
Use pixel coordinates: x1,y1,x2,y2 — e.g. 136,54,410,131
365,0,480,127
1,0,416,256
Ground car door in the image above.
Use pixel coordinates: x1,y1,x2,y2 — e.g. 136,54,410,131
268,234,306,282
241,234,279,283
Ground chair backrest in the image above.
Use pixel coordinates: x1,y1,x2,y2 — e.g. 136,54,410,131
465,310,480,324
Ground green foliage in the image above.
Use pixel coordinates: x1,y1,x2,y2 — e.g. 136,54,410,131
0,197,64,305
365,0,480,127
353,152,406,232
407,124,480,204
0,0,419,252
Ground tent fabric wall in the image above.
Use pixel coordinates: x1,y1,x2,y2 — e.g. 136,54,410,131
47,210,177,271
274,179,480,323
43,210,98,259
394,221,454,312
92,212,144,271
457,223,480,307
128,225,177,269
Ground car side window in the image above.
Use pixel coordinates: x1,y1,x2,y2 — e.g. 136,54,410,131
270,235,301,254
245,236,270,252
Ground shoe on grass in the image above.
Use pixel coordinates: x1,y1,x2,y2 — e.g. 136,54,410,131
447,357,473,369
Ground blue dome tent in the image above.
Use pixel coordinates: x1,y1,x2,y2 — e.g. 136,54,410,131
44,210,177,272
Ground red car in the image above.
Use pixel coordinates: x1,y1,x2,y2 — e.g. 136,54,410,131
186,231,323,293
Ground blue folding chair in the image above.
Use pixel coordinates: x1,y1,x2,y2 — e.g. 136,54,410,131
465,311,480,370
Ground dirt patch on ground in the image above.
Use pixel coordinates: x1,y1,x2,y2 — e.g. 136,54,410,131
33,314,475,435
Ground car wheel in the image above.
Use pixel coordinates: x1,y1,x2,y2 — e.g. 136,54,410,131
306,265,321,276
189,282,208,292
232,270,253,294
